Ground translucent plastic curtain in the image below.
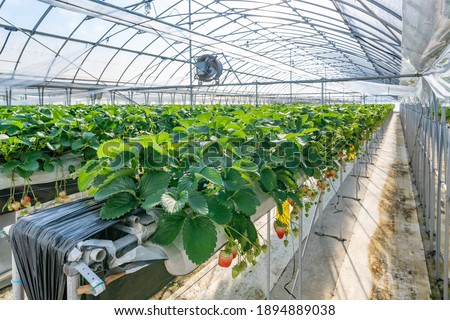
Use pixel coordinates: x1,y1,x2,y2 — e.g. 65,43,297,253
402,0,450,101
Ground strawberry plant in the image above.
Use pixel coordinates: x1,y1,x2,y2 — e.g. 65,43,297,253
1,102,393,274
72,103,393,274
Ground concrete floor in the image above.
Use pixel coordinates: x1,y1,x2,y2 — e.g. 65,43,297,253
272,113,432,300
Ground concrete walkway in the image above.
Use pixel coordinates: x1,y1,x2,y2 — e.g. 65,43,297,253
272,113,431,300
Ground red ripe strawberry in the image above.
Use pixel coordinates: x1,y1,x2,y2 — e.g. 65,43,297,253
20,199,27,206
218,250,233,268
273,220,287,239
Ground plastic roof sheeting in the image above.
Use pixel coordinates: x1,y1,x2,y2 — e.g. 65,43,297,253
0,0,407,102
402,0,450,102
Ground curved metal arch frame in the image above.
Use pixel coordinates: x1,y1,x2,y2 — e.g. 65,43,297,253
0,0,404,97
145,0,382,87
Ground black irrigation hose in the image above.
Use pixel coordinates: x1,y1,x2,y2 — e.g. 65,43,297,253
10,198,115,300
283,234,298,300
0,182,79,199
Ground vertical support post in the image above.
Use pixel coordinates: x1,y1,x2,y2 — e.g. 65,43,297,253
443,103,449,300
428,103,436,253
297,208,303,300
128,90,134,103
110,91,116,105
11,253,24,300
256,82,259,108
188,0,194,110
5,88,11,107
266,209,271,300
423,105,430,234
65,88,72,107
289,49,293,104
158,93,163,106
321,82,324,106
38,87,44,106
436,102,444,279
67,274,81,300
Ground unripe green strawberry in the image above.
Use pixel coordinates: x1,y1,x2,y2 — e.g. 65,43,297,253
231,246,238,259
11,202,21,211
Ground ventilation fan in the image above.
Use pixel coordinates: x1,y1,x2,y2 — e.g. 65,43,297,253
195,54,223,84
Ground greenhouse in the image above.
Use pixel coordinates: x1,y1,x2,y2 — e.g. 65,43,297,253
0,0,449,302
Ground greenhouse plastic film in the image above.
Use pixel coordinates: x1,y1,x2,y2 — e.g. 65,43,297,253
402,0,450,101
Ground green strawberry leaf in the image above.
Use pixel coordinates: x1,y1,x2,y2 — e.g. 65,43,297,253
207,197,232,224
232,188,260,216
178,175,198,192
188,192,208,215
223,168,245,191
233,160,259,172
139,171,171,199
18,160,39,172
1,160,20,173
100,192,139,220
71,140,85,151
161,190,189,213
142,190,165,210
195,167,223,186
109,151,136,171
78,160,102,192
260,167,277,192
94,176,136,201
183,216,217,264
151,213,187,245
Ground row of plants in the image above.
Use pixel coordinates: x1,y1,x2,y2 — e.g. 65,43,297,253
71,103,393,277
0,103,392,276
0,104,193,212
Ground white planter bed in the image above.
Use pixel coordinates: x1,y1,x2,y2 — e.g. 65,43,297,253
0,154,83,190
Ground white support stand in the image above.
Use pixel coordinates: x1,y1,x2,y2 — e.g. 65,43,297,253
266,209,271,300
67,274,81,300
11,253,24,300
296,208,303,300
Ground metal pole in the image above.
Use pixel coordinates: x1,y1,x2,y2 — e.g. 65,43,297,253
266,209,271,300
38,87,44,106
256,82,259,108
443,104,449,300
67,274,81,300
297,208,303,300
11,253,24,300
6,88,11,107
429,103,436,253
290,49,293,104
188,0,193,110
321,82,324,106
435,102,444,279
